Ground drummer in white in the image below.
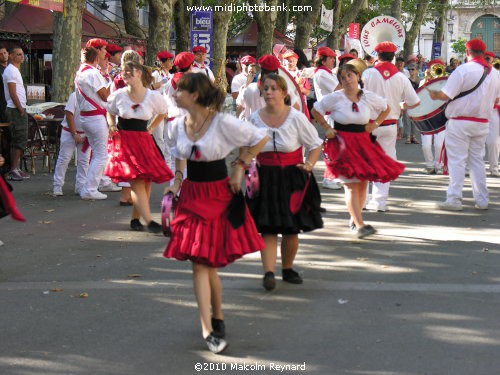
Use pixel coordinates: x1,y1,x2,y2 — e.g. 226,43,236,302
362,42,420,211
428,39,500,210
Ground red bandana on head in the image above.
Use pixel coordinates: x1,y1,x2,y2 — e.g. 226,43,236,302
374,62,399,80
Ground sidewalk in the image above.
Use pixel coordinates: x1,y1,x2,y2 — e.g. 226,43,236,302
1,141,499,375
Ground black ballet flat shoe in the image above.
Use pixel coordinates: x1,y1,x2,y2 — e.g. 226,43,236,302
205,333,228,354
130,219,144,231
263,271,276,291
357,224,377,239
147,220,162,234
282,268,303,284
211,318,226,338
120,200,133,206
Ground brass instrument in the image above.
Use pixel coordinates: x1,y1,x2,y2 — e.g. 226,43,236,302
346,58,368,75
493,58,500,70
430,62,447,78
109,65,121,78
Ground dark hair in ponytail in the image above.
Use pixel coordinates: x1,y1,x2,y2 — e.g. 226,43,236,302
177,73,226,111
337,64,364,99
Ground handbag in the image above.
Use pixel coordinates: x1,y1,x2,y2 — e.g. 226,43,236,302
161,192,178,237
245,158,260,199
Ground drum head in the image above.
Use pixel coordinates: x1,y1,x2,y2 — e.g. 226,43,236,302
408,77,448,120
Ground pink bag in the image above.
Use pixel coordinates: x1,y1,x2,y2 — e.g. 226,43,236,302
161,192,178,237
245,159,260,199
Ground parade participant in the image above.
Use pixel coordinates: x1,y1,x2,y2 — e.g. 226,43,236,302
428,39,500,210
283,50,311,96
4,46,29,181
313,46,342,190
362,41,420,212
231,55,256,100
0,155,25,232
247,74,323,290
52,92,90,196
163,73,269,353
236,54,300,120
75,45,111,200
106,44,123,78
105,61,173,232
312,64,404,238
191,46,215,82
484,51,500,176
338,53,356,67
151,50,174,91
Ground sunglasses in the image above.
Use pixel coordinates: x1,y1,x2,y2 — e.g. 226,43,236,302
408,68,416,71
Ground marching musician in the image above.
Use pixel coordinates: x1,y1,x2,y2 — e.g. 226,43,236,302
106,44,123,79
191,46,215,82
427,39,500,210
283,50,311,96
484,51,500,177
231,55,256,100
151,50,174,92
313,46,343,190
362,41,420,212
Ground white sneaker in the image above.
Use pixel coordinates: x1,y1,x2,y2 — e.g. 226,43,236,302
322,178,343,190
0,240,4,247
365,200,387,212
81,191,108,200
438,201,463,211
474,203,488,210
98,183,122,192
53,187,63,196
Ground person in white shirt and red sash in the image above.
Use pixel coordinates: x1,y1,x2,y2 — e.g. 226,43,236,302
484,51,500,177
230,55,256,100
312,47,343,190
75,42,110,200
191,46,215,82
428,39,500,210
362,42,420,212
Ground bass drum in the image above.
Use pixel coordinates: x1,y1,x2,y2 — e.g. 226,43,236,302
278,66,309,118
407,77,448,134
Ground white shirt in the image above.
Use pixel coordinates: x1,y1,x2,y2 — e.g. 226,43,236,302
442,61,500,120
166,112,267,161
164,80,188,118
107,88,167,120
231,73,247,94
152,69,172,95
362,67,420,120
62,92,83,132
74,64,108,112
192,61,215,82
313,90,388,126
249,108,322,153
3,63,26,108
313,67,339,101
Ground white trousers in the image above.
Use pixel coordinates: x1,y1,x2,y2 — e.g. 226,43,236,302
486,109,499,172
80,115,109,195
53,129,91,192
421,130,446,169
445,119,489,205
162,118,175,171
369,124,397,206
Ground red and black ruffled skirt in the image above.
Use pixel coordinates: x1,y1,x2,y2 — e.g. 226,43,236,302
323,127,405,183
105,118,173,183
164,159,265,268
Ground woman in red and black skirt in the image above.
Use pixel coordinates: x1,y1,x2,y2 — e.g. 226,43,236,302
311,64,404,239
105,61,174,233
163,73,269,354
247,74,323,291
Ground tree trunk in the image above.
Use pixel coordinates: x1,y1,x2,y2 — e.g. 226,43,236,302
249,0,278,57
174,0,192,52
294,0,322,50
390,0,402,22
52,0,86,103
146,0,176,66
212,0,234,93
403,2,430,60
327,0,365,50
275,0,289,34
121,0,144,38
433,0,448,44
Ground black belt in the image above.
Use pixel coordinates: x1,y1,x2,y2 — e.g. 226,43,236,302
117,117,148,131
187,159,228,182
334,122,366,133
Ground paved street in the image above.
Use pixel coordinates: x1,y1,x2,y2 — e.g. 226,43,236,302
1,141,499,375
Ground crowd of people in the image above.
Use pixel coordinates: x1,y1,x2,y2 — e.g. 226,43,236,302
0,37,499,354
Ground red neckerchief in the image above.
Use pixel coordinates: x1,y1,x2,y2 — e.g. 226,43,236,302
314,66,332,74
374,61,399,80
470,57,491,69
170,72,184,90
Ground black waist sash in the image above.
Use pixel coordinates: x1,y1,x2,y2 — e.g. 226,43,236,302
334,122,366,133
117,117,148,131
187,159,228,182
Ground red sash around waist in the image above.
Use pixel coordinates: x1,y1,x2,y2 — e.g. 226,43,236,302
257,147,303,167
450,116,488,123
62,127,84,135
